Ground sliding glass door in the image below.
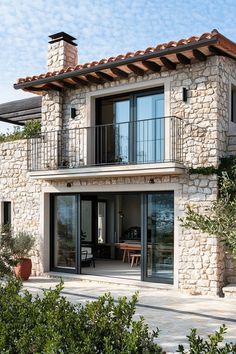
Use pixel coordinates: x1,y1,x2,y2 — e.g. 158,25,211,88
51,194,81,273
96,87,164,165
136,92,164,163
142,192,174,284
51,191,174,285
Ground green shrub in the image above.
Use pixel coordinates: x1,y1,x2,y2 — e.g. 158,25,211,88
0,225,16,277
0,227,35,277
178,325,236,353
0,120,41,143
0,279,162,353
12,232,35,259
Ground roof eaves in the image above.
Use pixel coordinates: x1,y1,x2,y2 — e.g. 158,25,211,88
14,36,219,90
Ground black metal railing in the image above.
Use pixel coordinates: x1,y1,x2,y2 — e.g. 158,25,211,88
27,116,183,171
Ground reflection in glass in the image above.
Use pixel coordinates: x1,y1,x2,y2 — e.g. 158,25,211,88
137,93,164,163
98,202,106,244
114,100,130,163
147,192,174,284
81,200,92,243
54,195,76,269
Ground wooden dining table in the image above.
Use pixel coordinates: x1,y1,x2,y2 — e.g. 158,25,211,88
115,243,143,262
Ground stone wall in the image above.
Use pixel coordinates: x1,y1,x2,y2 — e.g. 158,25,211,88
1,55,236,295
0,140,48,275
47,40,77,72
0,138,227,295
59,56,221,168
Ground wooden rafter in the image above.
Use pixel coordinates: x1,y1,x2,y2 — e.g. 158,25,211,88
160,57,176,70
176,53,191,65
192,49,207,61
127,64,145,76
50,81,74,89
70,76,88,85
96,71,114,82
110,67,129,78
85,74,103,85
142,60,161,72
43,83,63,91
60,80,76,89
26,87,46,92
208,45,234,59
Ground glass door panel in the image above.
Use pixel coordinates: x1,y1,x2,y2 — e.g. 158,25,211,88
145,192,174,284
54,195,77,269
136,93,164,163
98,201,106,244
81,200,93,243
96,97,130,164
114,100,130,163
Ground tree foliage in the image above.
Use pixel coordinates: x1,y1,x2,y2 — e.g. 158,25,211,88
181,164,236,258
0,120,41,143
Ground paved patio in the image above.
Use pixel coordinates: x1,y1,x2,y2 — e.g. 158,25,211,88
23,276,236,353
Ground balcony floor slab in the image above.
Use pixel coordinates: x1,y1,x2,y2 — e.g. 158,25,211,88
28,162,185,180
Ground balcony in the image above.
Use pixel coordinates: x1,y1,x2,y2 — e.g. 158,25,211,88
27,116,184,179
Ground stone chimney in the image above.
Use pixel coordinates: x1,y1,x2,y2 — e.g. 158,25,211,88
47,32,78,72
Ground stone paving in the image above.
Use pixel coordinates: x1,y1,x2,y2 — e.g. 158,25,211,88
23,277,236,353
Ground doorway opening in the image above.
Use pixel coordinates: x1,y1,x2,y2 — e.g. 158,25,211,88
50,191,174,284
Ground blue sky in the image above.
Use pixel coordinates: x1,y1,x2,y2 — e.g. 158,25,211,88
0,0,236,105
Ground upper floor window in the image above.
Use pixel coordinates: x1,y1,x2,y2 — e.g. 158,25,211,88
96,87,164,164
231,85,236,123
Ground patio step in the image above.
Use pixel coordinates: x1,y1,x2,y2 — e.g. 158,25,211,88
44,272,175,291
222,284,236,297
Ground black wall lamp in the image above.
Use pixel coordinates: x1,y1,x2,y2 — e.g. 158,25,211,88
71,107,76,119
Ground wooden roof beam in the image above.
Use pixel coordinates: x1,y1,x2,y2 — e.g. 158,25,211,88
208,45,235,59
127,64,145,76
142,60,161,72
0,108,41,120
0,116,25,126
176,53,191,65
192,49,207,61
96,71,114,82
110,67,129,78
70,76,88,85
85,74,104,85
160,57,176,70
59,80,76,89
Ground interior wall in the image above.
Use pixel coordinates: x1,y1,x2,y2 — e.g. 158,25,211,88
121,195,141,233
98,194,115,244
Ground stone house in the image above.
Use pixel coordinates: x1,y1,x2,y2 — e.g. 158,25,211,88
1,29,236,296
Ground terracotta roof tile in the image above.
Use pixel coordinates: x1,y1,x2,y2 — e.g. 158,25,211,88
15,30,236,85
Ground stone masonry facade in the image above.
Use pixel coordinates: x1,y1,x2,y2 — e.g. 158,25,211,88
1,41,236,295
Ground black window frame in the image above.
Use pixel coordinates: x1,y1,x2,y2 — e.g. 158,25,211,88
231,85,236,123
95,86,165,164
2,201,12,226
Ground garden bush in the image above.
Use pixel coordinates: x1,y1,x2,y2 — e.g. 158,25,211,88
0,279,162,354
178,325,236,353
0,279,235,353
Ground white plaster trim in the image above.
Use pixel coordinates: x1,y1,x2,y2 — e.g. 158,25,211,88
86,76,171,127
29,162,185,180
41,182,180,289
86,77,172,163
40,193,50,272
